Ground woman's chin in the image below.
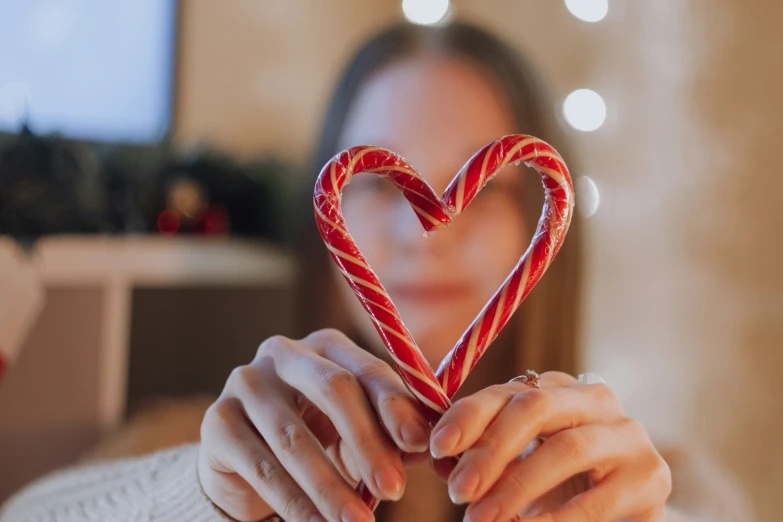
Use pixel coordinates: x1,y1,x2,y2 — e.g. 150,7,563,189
357,304,479,368
408,325,465,367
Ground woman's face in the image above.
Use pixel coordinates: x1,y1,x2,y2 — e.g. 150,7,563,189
337,56,528,366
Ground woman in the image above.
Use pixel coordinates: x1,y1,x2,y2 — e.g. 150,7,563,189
0,22,749,522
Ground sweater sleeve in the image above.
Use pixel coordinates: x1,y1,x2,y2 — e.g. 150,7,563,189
0,443,233,522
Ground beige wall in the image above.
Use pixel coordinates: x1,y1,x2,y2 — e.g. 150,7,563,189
174,0,595,158
175,0,400,158
174,1,783,519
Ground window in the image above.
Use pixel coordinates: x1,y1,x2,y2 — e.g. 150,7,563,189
0,0,177,143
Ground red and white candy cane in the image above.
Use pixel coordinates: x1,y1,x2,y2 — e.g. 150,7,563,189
314,134,574,510
435,135,574,397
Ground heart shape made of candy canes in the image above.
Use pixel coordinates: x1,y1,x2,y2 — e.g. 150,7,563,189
314,134,574,509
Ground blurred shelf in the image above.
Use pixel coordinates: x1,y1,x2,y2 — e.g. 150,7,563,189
0,234,298,436
12,235,295,287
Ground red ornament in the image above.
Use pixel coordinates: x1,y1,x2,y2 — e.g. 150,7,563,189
201,204,230,235
157,209,181,235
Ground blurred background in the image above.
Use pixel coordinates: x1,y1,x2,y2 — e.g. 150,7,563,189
0,0,781,520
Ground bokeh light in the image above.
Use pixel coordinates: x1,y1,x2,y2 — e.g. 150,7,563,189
401,0,451,26
564,0,609,23
563,89,607,132
576,175,602,218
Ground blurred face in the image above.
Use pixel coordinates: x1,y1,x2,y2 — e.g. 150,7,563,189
337,56,528,366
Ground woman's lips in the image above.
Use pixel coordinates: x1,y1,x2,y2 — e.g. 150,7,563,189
386,282,473,305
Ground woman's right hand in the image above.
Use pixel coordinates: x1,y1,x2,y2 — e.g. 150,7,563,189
197,329,431,522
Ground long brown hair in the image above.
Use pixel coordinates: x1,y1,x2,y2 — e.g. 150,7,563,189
294,21,583,390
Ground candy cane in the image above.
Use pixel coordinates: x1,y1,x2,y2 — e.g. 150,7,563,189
314,134,574,510
435,135,574,397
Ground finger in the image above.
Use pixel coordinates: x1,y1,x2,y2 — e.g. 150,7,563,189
537,371,579,388
465,420,654,522
431,371,591,460
256,335,406,502
432,378,623,459
303,329,431,453
513,468,663,522
229,364,375,522
200,398,323,522
430,383,516,459
329,437,436,488
629,506,666,522
446,383,625,502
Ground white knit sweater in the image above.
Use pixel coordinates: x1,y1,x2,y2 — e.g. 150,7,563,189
0,442,755,522
0,396,755,522
0,444,229,522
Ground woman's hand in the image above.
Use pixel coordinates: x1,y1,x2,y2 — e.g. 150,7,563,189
197,329,431,522
430,372,672,522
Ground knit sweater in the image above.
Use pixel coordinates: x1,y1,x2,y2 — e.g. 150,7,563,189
0,444,230,522
0,397,755,522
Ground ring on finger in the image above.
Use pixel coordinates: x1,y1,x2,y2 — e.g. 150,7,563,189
509,369,541,389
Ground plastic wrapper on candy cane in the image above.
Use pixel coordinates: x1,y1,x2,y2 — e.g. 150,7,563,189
314,134,574,510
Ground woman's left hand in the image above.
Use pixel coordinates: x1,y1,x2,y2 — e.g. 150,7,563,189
429,371,672,522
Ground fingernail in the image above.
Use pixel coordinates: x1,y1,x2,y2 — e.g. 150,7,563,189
431,423,461,458
310,515,328,522
578,372,607,385
449,467,480,504
340,503,373,522
375,466,405,500
400,418,430,452
465,500,499,522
